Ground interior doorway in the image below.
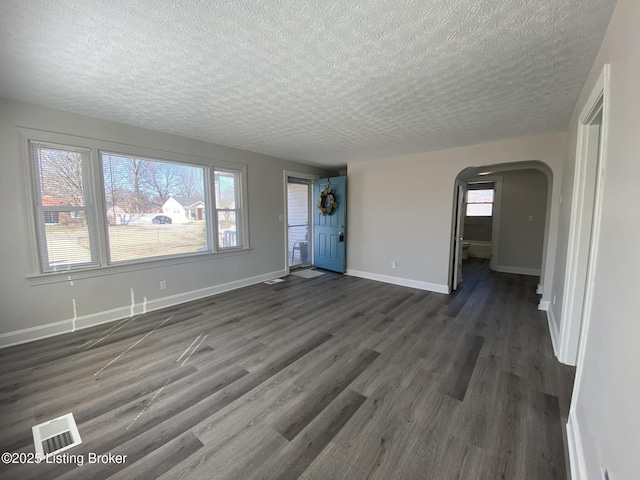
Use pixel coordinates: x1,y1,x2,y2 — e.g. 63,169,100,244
464,180,497,262
451,176,501,291
560,65,609,366
285,174,314,271
449,162,552,296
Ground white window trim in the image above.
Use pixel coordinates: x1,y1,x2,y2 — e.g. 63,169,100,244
18,128,250,281
465,187,495,217
213,167,244,251
99,148,215,261
30,140,101,272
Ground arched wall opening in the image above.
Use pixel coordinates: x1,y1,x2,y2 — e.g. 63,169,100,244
449,160,554,304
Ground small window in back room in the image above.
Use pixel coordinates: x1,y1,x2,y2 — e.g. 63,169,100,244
466,189,494,216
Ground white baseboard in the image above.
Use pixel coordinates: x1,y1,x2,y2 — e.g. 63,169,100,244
538,300,550,311
536,283,543,295
0,270,286,349
345,269,449,294
0,319,74,349
567,410,587,480
543,304,561,359
493,265,542,276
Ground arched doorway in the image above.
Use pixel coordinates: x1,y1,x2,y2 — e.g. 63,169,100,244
449,161,554,302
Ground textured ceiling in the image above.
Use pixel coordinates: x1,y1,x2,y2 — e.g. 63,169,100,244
0,0,616,168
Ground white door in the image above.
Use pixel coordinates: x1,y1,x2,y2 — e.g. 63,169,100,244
452,183,466,290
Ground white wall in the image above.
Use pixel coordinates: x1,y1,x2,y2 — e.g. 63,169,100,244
551,0,640,478
346,133,565,294
0,98,334,346
495,169,548,274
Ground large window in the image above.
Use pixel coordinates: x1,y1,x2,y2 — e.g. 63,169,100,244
28,136,246,274
101,152,208,263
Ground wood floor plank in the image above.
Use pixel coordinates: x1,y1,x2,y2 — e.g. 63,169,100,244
106,431,204,480
523,389,567,479
248,389,367,480
191,336,353,447
159,424,289,480
436,333,485,402
273,348,379,440
300,367,459,480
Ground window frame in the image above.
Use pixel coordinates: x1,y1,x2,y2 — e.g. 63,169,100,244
19,128,250,280
43,211,60,225
213,167,244,251
29,140,101,272
465,187,495,217
98,150,213,265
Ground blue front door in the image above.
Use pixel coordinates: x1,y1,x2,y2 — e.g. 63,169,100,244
314,176,346,273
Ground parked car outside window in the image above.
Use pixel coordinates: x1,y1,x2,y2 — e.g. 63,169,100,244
152,215,172,224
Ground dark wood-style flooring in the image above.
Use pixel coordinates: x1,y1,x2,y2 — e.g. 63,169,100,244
0,259,575,479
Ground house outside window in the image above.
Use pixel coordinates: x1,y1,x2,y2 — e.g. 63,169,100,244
43,211,60,224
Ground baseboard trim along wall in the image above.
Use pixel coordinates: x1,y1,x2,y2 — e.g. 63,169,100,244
493,265,542,276
543,304,561,358
345,269,449,294
0,269,287,349
567,410,588,480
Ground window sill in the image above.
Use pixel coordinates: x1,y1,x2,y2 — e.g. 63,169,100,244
26,247,251,286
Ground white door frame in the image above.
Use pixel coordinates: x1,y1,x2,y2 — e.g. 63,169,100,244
559,65,610,366
452,181,466,290
488,177,502,271
449,175,502,293
283,171,318,275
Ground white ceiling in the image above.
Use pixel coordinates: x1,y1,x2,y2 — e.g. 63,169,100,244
0,0,616,168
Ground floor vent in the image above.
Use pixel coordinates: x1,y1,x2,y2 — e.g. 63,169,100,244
32,413,82,458
264,278,284,285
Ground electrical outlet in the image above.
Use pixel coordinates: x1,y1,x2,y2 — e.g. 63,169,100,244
391,261,397,269
528,215,534,221
160,280,167,290
553,294,557,305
